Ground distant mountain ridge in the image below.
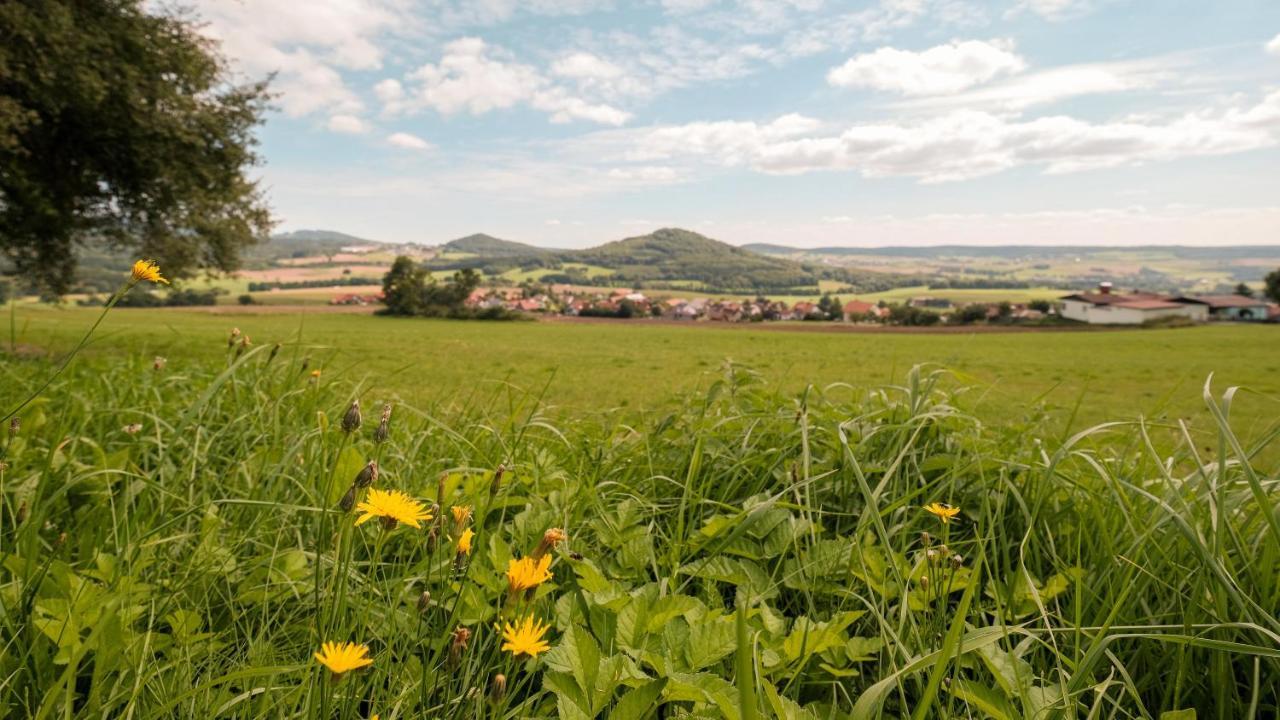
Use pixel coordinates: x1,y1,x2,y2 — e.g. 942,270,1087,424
742,243,1280,259
442,233,557,257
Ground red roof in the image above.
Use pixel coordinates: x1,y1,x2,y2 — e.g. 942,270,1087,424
843,300,875,314
1112,300,1184,310
1062,292,1167,306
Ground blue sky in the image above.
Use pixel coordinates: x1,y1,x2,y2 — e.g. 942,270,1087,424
195,0,1280,248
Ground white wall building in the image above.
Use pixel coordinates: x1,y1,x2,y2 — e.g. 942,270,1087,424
1061,286,1208,325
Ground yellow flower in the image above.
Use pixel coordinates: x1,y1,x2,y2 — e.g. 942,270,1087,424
310,369,322,378
501,615,552,658
457,528,475,555
506,555,553,592
314,641,373,676
354,489,433,529
450,505,472,525
130,259,169,285
923,502,961,524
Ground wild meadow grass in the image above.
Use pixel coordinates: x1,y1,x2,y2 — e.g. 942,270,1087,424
0,329,1277,718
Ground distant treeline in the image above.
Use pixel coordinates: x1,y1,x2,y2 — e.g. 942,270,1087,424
78,288,224,307
247,276,381,292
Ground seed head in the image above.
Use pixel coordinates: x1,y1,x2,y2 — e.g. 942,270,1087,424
123,423,143,435
341,399,362,433
417,590,432,613
228,327,241,348
152,356,166,371
8,418,19,437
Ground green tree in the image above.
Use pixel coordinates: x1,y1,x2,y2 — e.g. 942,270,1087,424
1234,282,1254,298
0,1,272,294
381,256,427,316
1265,268,1280,304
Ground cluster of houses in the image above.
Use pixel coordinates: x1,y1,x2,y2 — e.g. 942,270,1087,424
1060,283,1278,325
331,281,1276,326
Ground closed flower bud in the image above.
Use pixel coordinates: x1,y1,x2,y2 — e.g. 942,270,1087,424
417,590,432,613
373,404,392,443
123,423,143,435
15,501,27,525
235,335,251,357
339,486,358,512
228,327,240,347
920,531,933,547
268,343,281,363
919,575,929,590
341,400,362,433
950,553,964,569
489,463,506,495
354,460,378,489
489,674,507,704
152,356,166,371
8,417,19,437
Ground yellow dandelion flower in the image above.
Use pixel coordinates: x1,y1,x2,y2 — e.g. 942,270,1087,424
310,369,322,378
923,502,961,525
450,505,472,525
314,641,373,676
130,259,168,285
506,555,553,593
501,615,551,658
354,488,433,529
457,528,475,555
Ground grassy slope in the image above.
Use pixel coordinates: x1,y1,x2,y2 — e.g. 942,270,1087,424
9,306,1279,435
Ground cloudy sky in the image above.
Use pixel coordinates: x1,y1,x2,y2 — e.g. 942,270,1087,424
194,0,1280,248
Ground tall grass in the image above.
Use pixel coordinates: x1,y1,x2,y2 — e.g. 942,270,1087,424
0,335,1275,718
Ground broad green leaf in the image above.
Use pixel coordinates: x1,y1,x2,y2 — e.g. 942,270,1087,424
609,678,668,720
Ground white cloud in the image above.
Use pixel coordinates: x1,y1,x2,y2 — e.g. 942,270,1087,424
552,52,625,80
893,57,1174,111
191,0,407,118
387,132,432,150
606,166,683,183
827,39,1026,96
1007,0,1090,21
327,114,371,134
388,38,631,125
1267,33,1280,57
615,91,1280,182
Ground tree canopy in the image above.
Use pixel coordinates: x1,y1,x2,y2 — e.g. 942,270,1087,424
0,0,272,293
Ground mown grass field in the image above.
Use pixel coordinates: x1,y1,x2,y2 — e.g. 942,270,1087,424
8,305,1279,431
1,297,1278,718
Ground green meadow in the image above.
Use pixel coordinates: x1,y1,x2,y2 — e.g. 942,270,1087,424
2,301,1278,718
8,305,1279,430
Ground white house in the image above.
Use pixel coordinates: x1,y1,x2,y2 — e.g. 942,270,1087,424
1060,284,1208,325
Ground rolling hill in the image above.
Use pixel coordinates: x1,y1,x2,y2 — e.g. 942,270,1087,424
441,233,555,257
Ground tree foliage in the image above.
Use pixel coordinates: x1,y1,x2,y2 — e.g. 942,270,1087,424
0,0,272,293
1265,268,1280,304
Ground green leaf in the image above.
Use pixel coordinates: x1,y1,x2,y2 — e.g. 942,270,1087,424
609,678,668,720
947,679,1018,720
1159,711,1196,720
685,616,737,671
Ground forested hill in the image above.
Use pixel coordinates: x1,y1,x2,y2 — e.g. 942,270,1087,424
425,227,917,293
440,233,555,257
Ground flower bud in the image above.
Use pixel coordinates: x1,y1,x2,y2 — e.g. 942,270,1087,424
354,460,378,489
339,486,358,512
123,423,143,435
489,463,506,495
15,501,27,525
152,356,166,371
341,399,362,433
489,674,507,704
531,528,567,561
417,590,432,613
8,417,19,437
228,327,241,347
373,404,392,443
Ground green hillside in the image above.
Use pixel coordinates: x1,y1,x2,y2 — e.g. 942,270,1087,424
441,233,554,257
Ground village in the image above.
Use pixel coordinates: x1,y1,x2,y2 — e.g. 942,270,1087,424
332,281,1280,326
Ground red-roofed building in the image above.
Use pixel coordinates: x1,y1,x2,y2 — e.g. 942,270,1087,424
1061,284,1207,324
